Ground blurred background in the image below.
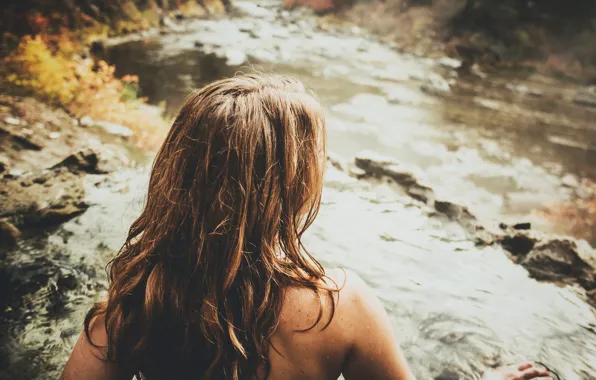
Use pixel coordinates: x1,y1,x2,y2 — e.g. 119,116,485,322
0,1,595,379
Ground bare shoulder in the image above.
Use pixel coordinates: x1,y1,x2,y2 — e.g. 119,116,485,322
61,313,118,380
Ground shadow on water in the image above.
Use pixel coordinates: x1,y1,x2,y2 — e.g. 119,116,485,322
109,40,239,116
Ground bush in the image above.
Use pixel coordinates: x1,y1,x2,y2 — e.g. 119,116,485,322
4,33,168,148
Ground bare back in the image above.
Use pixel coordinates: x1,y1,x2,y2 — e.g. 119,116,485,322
61,269,413,380
260,269,413,380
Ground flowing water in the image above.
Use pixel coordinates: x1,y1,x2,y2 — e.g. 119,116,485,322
2,1,596,379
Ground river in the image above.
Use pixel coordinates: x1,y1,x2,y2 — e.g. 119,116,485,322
1,1,595,379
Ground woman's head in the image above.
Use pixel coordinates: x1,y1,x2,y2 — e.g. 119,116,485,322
86,74,332,379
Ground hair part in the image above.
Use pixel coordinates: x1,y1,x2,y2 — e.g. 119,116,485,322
84,74,337,379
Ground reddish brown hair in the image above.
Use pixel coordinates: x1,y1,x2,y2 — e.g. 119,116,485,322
85,74,335,379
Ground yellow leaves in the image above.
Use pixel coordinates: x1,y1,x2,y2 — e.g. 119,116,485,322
6,35,79,104
5,33,168,149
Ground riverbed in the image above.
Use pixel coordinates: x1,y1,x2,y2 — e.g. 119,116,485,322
1,1,595,379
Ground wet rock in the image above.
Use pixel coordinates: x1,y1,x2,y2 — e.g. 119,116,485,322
500,233,536,256
522,239,595,287
1,168,87,232
0,124,44,150
348,167,367,179
355,151,436,204
4,117,20,126
573,86,596,108
89,40,106,59
435,368,460,380
51,147,122,174
0,219,21,247
173,11,184,21
408,183,433,203
434,200,475,222
421,73,451,96
561,173,579,188
512,222,531,230
437,57,462,69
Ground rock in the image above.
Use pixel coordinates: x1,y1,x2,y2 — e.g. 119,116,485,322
0,167,87,231
348,167,367,179
434,200,475,222
435,368,460,380
355,151,435,203
408,183,433,203
437,57,462,69
173,11,184,21
561,173,579,188
512,222,531,230
89,40,106,58
573,86,596,108
421,73,451,96
4,117,20,125
0,219,21,247
91,121,133,137
0,125,44,150
51,147,121,174
79,115,94,127
500,233,536,256
354,151,398,172
521,239,595,286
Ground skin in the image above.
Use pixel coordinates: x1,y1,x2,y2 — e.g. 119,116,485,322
62,270,553,380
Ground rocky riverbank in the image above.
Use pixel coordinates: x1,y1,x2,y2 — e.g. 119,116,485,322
1,91,595,379
2,1,596,379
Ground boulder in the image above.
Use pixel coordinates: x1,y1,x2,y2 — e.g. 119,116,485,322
51,147,126,174
0,169,88,231
354,151,435,204
500,233,536,256
521,239,595,285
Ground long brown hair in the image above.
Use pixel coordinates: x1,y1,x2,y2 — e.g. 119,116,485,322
85,74,335,379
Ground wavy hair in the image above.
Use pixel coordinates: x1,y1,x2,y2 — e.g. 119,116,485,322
84,74,336,379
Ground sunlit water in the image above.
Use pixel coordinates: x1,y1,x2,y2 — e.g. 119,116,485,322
2,1,595,379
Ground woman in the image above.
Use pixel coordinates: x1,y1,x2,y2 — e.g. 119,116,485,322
62,74,553,380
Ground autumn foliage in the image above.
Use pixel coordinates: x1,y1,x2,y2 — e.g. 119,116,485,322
3,28,168,148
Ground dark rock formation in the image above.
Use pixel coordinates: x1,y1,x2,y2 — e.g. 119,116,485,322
497,228,596,306
355,151,435,203
0,147,124,248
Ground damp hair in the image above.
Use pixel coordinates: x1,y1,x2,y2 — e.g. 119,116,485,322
84,74,338,379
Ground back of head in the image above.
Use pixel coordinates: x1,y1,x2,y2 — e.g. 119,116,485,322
85,74,332,379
